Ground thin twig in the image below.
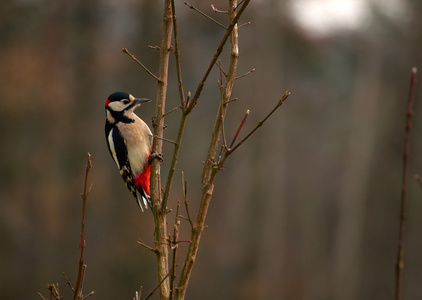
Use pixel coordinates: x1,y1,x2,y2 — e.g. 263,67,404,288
122,48,162,82
186,0,251,114
182,172,193,228
228,91,290,155
235,0,245,10
133,286,143,300
163,106,179,118
151,134,178,145
143,271,172,300
63,272,75,292
185,2,227,29
211,4,228,13
185,92,191,107
138,286,143,300
221,114,228,150
238,21,251,29
171,0,187,107
169,200,181,300
162,112,187,210
148,45,161,51
229,109,250,149
37,292,47,300
215,60,228,78
395,67,417,300
226,97,238,104
137,238,158,253
74,153,93,300
82,291,95,299
235,68,255,80
47,283,62,300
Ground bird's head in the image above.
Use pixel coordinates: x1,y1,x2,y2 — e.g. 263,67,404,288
105,91,151,123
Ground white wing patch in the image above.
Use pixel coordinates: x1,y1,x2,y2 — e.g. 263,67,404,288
108,129,120,169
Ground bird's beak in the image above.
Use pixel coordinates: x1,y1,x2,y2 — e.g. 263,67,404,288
133,98,152,105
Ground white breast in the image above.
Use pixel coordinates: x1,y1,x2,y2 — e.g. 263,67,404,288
117,114,152,175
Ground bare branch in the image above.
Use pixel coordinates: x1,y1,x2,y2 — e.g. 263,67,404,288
161,0,190,210
226,97,238,104
215,60,228,79
221,114,229,150
169,200,181,300
133,286,143,300
235,68,255,80
143,271,172,300
46,283,63,300
162,113,187,210
150,4,173,298
161,0,191,209
185,2,227,29
137,238,159,253
122,48,162,82
238,21,251,29
235,0,246,10
148,45,161,51
186,0,251,114
163,106,179,118
395,66,417,300
228,91,290,155
37,292,47,300
228,109,249,149
82,291,95,299
211,4,228,13
74,153,93,300
182,172,193,228
175,2,245,298
185,92,191,107
63,272,75,292
171,0,187,107
151,134,177,145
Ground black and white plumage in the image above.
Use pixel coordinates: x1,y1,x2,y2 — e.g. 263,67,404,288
105,91,153,211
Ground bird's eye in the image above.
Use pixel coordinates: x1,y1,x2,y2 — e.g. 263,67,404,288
122,99,130,104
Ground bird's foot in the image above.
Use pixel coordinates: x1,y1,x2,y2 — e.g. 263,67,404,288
149,152,164,164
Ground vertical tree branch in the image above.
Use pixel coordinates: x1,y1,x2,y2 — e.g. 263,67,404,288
161,0,188,211
185,0,250,114
162,0,249,211
174,1,239,299
151,1,173,299
169,200,180,300
74,153,93,300
170,0,186,107
395,67,417,300
162,113,187,211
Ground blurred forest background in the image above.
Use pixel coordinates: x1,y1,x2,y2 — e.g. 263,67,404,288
1,0,422,299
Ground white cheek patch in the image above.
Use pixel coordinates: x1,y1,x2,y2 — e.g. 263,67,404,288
108,129,120,169
108,101,127,112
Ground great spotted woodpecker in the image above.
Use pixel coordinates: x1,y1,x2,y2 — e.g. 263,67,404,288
105,91,156,211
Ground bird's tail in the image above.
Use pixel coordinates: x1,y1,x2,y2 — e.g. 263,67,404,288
135,189,151,212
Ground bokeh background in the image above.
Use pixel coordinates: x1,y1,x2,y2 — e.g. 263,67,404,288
1,0,422,299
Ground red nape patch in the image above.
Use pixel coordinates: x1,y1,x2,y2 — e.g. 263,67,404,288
134,165,151,195
105,99,111,107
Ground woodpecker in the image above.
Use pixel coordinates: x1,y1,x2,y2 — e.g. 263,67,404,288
105,91,156,211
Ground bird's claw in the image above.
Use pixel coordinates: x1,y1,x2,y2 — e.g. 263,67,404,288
149,152,164,164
